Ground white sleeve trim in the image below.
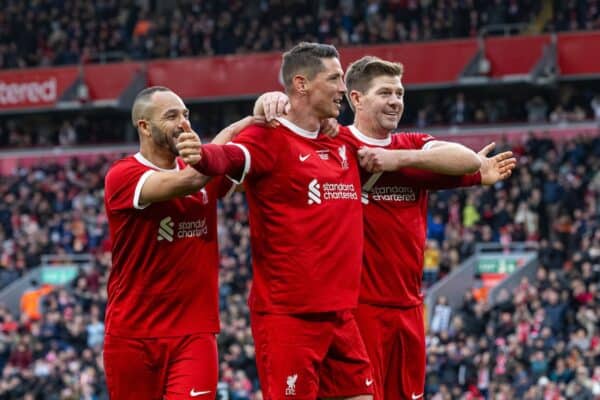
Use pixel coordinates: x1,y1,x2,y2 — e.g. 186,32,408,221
133,170,155,210
225,142,251,184
422,140,440,151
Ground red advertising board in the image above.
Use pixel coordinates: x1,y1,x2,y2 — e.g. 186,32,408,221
83,62,143,101
557,31,600,76
485,35,551,77
2,31,600,111
0,67,79,110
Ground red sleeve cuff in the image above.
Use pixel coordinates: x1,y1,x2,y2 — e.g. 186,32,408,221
459,171,482,187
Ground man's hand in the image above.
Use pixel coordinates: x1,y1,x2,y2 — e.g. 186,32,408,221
256,91,290,123
478,142,517,185
177,120,202,165
357,147,398,172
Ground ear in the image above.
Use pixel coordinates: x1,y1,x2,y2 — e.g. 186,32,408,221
137,119,151,137
292,74,308,95
349,90,362,110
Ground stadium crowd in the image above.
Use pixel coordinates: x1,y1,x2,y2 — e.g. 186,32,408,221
0,129,598,398
0,0,552,69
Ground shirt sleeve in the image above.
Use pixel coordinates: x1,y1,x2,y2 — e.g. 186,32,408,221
105,160,153,212
208,175,236,199
230,124,279,182
401,132,438,150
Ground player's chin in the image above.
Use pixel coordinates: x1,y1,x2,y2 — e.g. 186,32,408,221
328,105,341,118
381,117,400,130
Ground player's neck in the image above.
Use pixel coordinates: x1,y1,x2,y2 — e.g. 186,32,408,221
354,117,390,140
285,98,321,132
140,143,177,169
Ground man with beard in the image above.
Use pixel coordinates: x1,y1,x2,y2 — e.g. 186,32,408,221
103,86,257,399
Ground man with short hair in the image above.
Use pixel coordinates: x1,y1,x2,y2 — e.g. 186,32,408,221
103,86,257,400
179,42,374,400
345,56,515,400
254,55,515,400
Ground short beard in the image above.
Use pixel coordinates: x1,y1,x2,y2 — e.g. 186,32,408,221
150,123,179,156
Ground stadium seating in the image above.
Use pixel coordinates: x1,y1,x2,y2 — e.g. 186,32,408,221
0,131,598,398
1,1,600,399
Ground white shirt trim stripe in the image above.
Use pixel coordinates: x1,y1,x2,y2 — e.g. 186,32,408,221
133,170,154,210
133,152,180,172
348,125,392,146
226,143,251,184
276,117,319,139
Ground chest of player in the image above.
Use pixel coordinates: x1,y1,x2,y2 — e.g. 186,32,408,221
269,136,360,207
140,188,216,243
362,172,424,205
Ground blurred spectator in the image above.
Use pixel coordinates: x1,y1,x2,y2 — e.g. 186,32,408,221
526,96,548,123
448,92,472,125
1,127,600,398
430,296,452,334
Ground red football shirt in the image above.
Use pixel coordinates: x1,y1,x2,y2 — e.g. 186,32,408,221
342,125,479,308
104,153,233,337
231,118,363,314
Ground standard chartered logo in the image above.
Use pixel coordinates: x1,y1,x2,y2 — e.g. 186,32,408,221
157,216,175,242
308,179,321,205
157,216,208,242
307,178,358,205
371,186,417,202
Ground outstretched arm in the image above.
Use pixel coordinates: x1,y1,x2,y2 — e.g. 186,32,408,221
391,142,517,190
358,141,481,175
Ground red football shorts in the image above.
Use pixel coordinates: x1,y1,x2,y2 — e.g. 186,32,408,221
103,333,218,400
355,303,426,400
251,310,374,399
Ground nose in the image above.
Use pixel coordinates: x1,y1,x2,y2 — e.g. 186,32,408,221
180,117,191,132
389,95,402,109
338,78,347,93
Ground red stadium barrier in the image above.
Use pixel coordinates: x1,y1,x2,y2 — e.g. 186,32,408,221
83,62,144,102
557,31,600,76
484,35,551,77
431,123,599,149
340,39,477,85
0,67,78,110
147,53,283,100
2,31,600,111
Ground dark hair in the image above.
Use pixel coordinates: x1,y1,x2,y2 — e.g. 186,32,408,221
131,86,172,128
345,56,404,110
280,42,339,90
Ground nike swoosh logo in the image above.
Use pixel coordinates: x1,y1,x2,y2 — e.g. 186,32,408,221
365,378,374,386
412,393,424,399
299,154,310,162
190,389,211,397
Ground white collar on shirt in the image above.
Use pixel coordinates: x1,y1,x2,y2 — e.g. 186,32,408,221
348,125,392,146
276,117,320,139
134,152,180,172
